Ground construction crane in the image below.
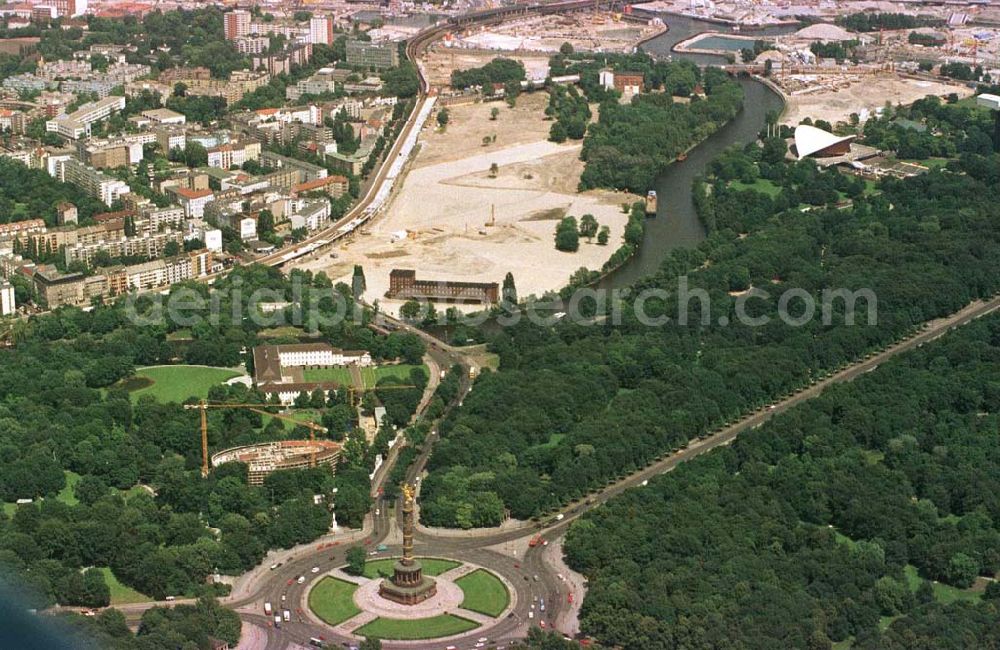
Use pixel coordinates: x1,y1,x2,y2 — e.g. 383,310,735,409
185,401,328,478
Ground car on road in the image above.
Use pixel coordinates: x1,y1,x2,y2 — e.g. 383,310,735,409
273,614,282,628
533,574,540,582
376,543,388,552
540,620,547,628
283,610,291,622
297,576,306,584
311,566,320,573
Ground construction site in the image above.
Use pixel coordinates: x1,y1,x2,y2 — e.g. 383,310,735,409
293,92,635,310
672,20,985,125
422,9,664,87
211,440,342,485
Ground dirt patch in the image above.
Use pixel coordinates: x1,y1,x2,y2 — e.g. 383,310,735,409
290,94,638,308
120,376,154,392
423,48,552,89
415,92,553,167
522,206,569,222
365,249,411,259
780,75,974,125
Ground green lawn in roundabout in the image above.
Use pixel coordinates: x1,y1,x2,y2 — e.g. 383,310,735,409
354,613,479,640
361,557,461,579
456,569,510,617
309,577,362,626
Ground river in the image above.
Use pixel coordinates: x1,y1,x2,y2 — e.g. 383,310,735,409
599,16,795,289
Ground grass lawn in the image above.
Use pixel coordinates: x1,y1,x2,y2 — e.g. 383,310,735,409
165,329,192,341
538,433,566,450
730,178,782,198
258,326,309,338
98,567,151,605
302,366,355,385
456,569,509,617
3,470,80,515
129,366,242,404
363,364,428,388
59,471,81,506
362,558,461,579
309,577,361,626
354,614,478,640
903,565,980,604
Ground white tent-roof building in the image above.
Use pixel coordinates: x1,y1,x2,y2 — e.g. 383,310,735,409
794,125,856,159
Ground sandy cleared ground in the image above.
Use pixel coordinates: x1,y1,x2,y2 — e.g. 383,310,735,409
780,75,973,125
293,95,635,311
423,47,553,88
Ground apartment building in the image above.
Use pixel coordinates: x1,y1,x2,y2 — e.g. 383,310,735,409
286,67,343,101
261,151,327,183
168,186,215,218
140,108,185,125
155,126,187,153
345,40,399,70
252,43,312,77
46,95,126,139
288,198,331,232
106,251,211,294
136,206,185,234
32,266,108,307
234,36,269,55
58,157,131,206
0,281,14,316
207,139,261,169
309,15,334,46
223,10,251,40
64,229,183,268
292,174,348,199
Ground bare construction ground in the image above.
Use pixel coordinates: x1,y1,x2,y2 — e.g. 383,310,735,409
779,74,973,125
423,48,553,88
293,94,635,310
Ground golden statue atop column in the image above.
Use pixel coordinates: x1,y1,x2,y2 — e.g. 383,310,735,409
378,482,437,604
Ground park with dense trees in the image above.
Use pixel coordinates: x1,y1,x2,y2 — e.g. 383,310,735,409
0,265,428,609
420,99,1000,530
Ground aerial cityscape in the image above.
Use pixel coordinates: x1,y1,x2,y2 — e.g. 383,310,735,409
0,0,999,647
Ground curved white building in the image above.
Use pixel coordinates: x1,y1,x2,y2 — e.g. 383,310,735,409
794,125,856,159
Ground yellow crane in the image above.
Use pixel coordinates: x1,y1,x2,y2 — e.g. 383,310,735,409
186,383,419,477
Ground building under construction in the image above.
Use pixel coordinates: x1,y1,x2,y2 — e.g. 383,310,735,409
211,439,341,485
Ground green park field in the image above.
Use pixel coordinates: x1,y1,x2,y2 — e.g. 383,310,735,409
127,366,242,403
456,569,510,617
362,558,461,579
309,577,361,626
99,567,151,605
354,613,478,640
302,364,428,389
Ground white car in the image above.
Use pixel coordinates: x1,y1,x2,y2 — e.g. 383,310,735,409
311,566,320,573
297,576,305,584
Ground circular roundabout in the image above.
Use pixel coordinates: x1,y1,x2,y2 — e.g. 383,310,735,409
307,557,513,642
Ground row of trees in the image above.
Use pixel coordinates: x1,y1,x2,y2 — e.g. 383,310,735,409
563,310,1000,649
836,12,939,32
450,57,526,90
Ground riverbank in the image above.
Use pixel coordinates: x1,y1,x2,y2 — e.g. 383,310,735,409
672,30,767,57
